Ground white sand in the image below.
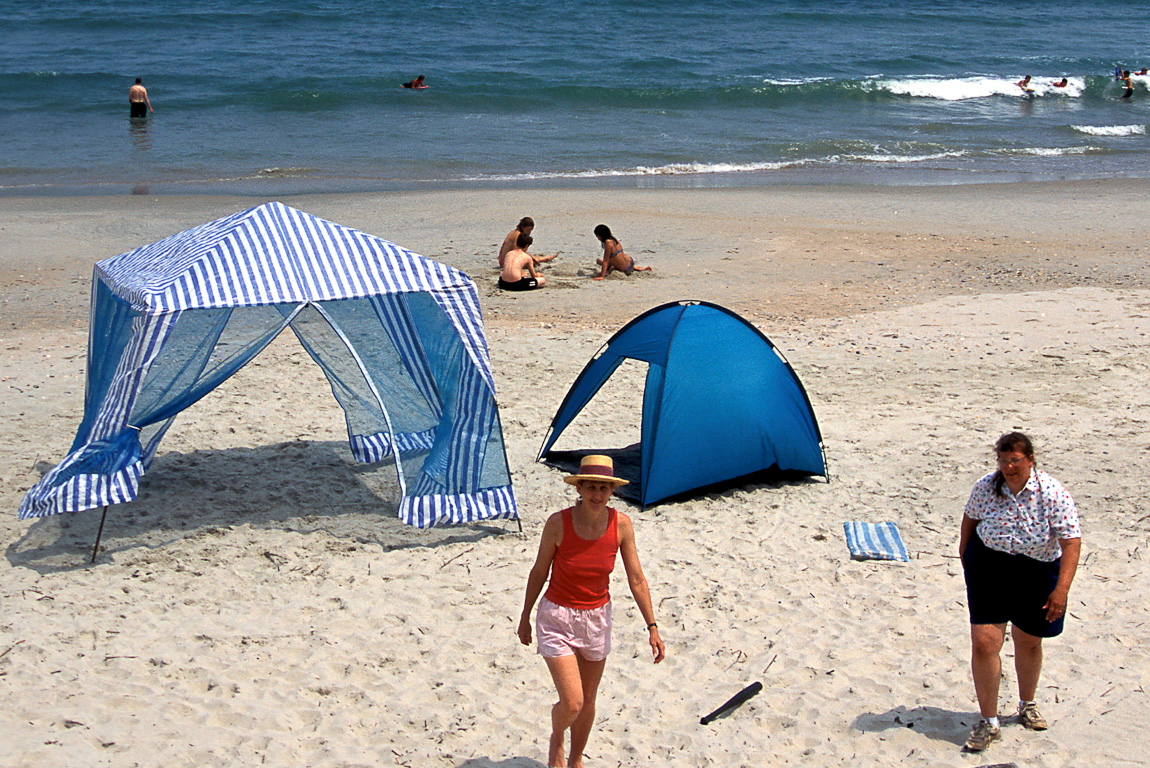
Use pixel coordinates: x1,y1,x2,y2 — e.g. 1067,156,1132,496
1,184,1148,767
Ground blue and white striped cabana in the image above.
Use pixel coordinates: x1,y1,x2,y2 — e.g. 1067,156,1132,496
19,201,516,528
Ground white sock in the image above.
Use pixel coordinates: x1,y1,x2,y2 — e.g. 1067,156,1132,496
1020,700,1033,709
987,716,1000,729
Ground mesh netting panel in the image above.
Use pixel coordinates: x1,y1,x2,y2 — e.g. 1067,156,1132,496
131,304,297,462
293,298,439,443
72,278,139,451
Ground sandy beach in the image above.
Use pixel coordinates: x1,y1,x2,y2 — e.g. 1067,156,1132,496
1,181,1148,767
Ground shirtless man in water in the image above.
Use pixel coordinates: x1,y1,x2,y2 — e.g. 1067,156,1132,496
129,78,153,117
499,233,546,291
1120,71,1135,99
499,217,556,269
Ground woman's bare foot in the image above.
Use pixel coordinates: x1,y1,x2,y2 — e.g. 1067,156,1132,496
548,731,566,768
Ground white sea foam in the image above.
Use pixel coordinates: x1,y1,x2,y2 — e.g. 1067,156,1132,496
466,161,804,182
466,151,975,183
838,150,967,164
1012,146,1092,156
259,167,312,175
761,76,831,86
881,76,1083,100
631,161,795,175
1071,124,1146,136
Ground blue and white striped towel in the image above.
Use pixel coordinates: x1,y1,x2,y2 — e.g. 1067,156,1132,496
843,521,910,562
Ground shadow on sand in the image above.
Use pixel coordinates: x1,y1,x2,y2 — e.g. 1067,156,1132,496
541,443,826,507
8,439,517,574
852,704,979,747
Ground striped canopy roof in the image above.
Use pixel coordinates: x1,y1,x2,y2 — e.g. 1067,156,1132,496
100,201,472,312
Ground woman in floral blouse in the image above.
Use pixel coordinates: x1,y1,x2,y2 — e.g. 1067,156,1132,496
958,431,1081,753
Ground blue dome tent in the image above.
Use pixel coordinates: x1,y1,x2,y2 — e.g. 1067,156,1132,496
20,202,516,535
538,301,825,507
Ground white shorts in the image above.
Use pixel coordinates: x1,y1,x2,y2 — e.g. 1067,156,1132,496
536,596,613,661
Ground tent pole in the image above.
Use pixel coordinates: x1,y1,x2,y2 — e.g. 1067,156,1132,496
91,505,109,564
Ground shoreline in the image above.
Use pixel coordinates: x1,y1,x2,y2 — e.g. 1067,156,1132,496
4,164,1149,201
4,178,1149,334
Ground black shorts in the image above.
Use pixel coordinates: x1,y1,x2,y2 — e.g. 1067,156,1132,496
498,276,539,291
962,532,1064,637
130,101,148,118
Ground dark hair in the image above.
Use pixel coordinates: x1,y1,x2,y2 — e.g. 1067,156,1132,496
135,77,142,84
517,216,534,231
516,232,533,249
992,431,1035,497
593,224,613,241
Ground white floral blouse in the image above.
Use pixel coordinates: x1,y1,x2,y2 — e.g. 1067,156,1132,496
964,468,1081,562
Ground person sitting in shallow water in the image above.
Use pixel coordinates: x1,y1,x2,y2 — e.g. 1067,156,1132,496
593,224,651,280
499,233,546,291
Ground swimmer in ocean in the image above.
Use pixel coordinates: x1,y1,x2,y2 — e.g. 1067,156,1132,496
402,75,428,89
1120,71,1134,99
129,77,153,117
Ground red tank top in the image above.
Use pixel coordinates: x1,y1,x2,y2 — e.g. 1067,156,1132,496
544,507,619,609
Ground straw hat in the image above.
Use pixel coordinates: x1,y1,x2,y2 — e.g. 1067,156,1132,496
564,454,629,486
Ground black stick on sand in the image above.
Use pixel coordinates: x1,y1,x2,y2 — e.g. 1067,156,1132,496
700,681,763,725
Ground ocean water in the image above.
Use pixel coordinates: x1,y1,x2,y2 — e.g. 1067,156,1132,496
2,0,1150,195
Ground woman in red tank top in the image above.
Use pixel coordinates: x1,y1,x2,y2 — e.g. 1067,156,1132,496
518,455,665,768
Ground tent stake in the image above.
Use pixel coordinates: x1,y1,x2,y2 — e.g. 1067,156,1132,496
91,505,109,564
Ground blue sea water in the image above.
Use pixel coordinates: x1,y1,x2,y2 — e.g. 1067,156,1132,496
2,0,1150,195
